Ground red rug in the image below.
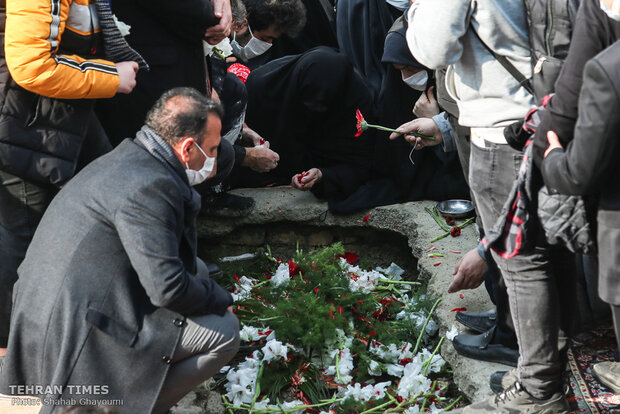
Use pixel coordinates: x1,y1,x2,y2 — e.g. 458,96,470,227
568,325,620,413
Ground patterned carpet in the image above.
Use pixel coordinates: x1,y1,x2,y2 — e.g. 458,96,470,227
568,326,620,414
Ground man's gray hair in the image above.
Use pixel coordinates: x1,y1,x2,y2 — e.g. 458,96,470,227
145,87,224,146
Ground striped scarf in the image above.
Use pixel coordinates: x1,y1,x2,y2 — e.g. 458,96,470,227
94,0,150,71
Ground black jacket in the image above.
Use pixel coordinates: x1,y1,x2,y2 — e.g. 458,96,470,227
541,40,620,210
532,0,620,167
96,0,219,146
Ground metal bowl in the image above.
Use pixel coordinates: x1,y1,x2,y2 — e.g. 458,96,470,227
436,199,475,219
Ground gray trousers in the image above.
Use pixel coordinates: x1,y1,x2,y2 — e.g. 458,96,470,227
469,141,575,399
153,311,240,414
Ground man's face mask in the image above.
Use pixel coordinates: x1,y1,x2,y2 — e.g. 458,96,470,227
185,142,216,186
600,0,620,20
402,70,428,91
231,26,273,61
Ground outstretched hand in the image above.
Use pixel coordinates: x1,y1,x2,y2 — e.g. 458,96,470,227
544,130,563,158
448,248,488,293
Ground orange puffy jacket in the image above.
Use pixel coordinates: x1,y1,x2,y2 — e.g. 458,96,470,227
5,0,119,99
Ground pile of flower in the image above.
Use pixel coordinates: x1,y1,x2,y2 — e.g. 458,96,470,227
217,244,462,413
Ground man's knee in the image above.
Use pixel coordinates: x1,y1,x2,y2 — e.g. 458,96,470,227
218,311,240,360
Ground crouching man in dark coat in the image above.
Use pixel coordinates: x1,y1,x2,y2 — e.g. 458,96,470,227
0,87,240,414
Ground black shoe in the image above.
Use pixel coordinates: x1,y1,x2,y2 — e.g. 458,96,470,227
207,263,223,280
201,192,255,218
456,308,497,333
452,326,519,367
490,369,516,394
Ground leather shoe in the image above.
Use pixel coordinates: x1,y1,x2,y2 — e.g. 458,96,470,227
452,326,519,367
456,308,497,333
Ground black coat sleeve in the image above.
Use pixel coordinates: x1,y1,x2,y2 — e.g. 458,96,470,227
311,164,371,200
115,178,232,316
132,0,220,44
533,0,620,168
541,56,620,196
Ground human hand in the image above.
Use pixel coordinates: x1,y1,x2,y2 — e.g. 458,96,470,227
243,125,269,148
389,117,443,149
292,168,322,190
211,88,221,103
204,0,232,45
448,248,488,293
413,86,439,118
227,306,233,312
544,130,563,158
242,146,279,172
116,61,138,94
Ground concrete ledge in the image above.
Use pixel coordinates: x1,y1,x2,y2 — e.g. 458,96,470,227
198,187,506,403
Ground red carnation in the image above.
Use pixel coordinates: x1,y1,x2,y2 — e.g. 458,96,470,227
288,260,301,276
450,226,461,237
355,109,367,137
337,252,359,265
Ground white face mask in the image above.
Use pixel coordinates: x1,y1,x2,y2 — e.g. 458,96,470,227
185,142,216,186
231,26,273,61
385,0,411,11
402,70,428,91
601,0,620,20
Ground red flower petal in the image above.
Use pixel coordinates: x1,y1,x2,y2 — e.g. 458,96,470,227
337,252,359,265
354,109,365,137
450,307,467,312
450,226,462,237
459,293,464,299
363,214,371,222
288,260,301,276
433,262,442,266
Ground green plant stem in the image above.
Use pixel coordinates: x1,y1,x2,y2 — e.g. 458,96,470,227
413,298,442,355
222,395,235,414
444,395,463,411
366,123,437,140
425,207,451,232
428,253,444,258
359,398,398,414
248,364,264,413
422,336,445,376
429,216,476,243
379,278,421,286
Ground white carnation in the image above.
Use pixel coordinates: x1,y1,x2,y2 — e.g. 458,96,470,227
270,263,291,287
446,324,459,341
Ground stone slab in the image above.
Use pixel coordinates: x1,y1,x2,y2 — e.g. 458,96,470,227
197,187,507,404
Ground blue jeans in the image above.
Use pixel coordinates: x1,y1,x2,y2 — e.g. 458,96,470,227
469,141,576,398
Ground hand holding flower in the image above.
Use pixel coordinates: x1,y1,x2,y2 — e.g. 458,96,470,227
389,118,443,150
292,168,322,191
355,109,436,141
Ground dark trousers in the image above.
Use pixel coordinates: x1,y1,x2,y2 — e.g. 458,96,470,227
0,113,111,347
452,120,518,348
0,171,55,347
469,140,576,398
